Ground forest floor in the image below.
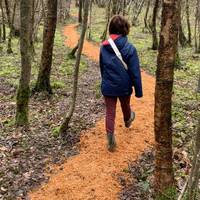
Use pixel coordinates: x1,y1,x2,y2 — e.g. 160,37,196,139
0,25,104,199
29,23,155,200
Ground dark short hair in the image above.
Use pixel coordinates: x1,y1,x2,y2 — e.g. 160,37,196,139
109,15,130,36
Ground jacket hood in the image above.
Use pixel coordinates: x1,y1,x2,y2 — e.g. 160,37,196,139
102,35,128,52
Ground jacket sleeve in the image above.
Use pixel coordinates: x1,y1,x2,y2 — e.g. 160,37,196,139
99,49,103,78
127,46,143,98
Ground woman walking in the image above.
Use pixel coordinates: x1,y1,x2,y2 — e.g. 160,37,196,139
100,15,143,152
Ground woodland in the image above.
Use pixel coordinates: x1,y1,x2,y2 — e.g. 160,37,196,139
0,0,200,200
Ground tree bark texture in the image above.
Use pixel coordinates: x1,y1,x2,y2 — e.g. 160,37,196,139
151,0,159,50
0,0,6,41
188,76,200,200
34,0,57,94
154,0,179,195
185,0,191,45
178,0,188,47
194,0,200,53
7,0,17,54
144,0,150,31
16,0,33,126
78,0,83,23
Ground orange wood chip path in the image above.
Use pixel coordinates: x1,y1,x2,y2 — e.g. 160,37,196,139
29,24,155,200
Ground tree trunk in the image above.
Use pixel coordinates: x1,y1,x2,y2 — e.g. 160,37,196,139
0,0,6,41
75,0,79,7
122,0,126,16
32,0,45,42
78,0,83,23
127,0,133,15
0,23,1,43
66,0,72,18
151,0,159,50
195,3,198,53
178,0,188,48
101,0,112,41
154,0,179,196
88,0,92,40
188,76,200,200
68,41,79,58
34,0,57,94
60,0,90,136
30,0,37,57
144,0,151,31
185,0,191,45
7,0,17,54
16,0,33,126
0,0,2,43
179,23,188,47
112,0,117,15
132,0,145,26
4,0,18,36
194,0,200,53
4,0,11,27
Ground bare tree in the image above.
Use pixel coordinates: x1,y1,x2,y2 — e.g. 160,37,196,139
101,0,112,41
78,0,83,23
178,0,188,47
0,0,3,42
122,0,126,16
4,0,11,28
75,0,79,7
16,0,33,126
7,0,17,54
34,0,58,94
88,0,93,40
151,0,159,50
68,41,79,58
194,0,200,53
32,0,45,42
132,0,145,26
112,0,118,15
29,0,37,56
0,0,6,42
0,15,1,43
60,0,90,136
143,0,151,31
187,76,200,200
154,0,179,196
186,0,191,45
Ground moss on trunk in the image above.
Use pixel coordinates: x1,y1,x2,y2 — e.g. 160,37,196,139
15,0,33,127
34,74,53,94
16,86,30,126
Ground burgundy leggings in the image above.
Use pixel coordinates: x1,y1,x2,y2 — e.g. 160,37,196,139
104,96,131,134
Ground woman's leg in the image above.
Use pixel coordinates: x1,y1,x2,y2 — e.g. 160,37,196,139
104,96,117,134
104,96,117,151
119,96,131,122
119,96,135,128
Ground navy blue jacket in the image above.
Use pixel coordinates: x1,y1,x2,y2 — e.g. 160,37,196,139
99,35,143,97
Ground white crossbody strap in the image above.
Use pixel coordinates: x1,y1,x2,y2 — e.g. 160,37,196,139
108,38,128,71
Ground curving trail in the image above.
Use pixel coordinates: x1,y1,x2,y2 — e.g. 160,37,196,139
29,24,155,200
